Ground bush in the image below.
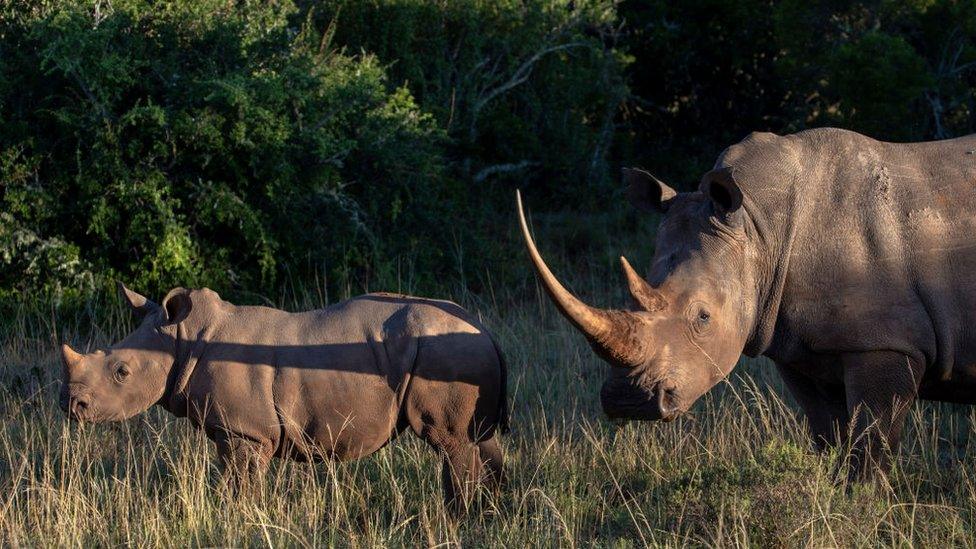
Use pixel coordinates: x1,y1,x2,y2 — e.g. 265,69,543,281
0,0,447,299
7,0,976,303
0,0,629,302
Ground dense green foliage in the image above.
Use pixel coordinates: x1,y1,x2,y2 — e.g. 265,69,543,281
0,1,450,298
305,0,628,203
0,0,624,300
3,0,976,300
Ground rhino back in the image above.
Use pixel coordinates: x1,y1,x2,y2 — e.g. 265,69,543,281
727,128,976,386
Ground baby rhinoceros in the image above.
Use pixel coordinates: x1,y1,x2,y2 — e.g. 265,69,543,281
59,284,507,510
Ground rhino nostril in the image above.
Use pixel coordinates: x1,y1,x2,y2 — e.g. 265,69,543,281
656,386,677,417
70,398,89,417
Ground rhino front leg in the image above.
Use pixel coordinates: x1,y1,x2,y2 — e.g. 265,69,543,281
841,351,924,481
215,432,273,493
777,363,849,451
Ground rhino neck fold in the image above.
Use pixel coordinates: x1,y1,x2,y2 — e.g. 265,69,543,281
162,321,210,417
739,176,798,358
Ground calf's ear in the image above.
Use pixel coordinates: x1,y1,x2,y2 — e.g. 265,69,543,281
161,288,193,324
624,168,677,213
118,283,159,318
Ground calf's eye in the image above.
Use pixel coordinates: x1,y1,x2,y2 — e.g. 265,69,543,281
114,363,130,383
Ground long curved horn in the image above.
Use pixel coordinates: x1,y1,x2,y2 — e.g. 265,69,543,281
516,191,612,337
516,191,648,366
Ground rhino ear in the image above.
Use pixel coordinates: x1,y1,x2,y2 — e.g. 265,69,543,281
161,288,193,324
703,167,743,215
118,282,159,318
624,168,677,213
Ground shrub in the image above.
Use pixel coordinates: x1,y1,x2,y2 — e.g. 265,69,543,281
0,0,630,302
0,0,447,299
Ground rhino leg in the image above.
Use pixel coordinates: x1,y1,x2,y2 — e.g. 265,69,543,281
404,381,499,514
215,432,273,492
438,434,505,513
841,351,924,481
478,435,505,494
777,364,849,451
439,441,483,514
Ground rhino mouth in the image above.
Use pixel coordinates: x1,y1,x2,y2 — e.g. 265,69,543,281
600,382,682,422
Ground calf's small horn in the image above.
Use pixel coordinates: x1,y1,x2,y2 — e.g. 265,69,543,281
61,343,83,371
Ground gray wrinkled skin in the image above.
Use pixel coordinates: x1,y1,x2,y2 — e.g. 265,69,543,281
61,285,507,509
520,127,976,478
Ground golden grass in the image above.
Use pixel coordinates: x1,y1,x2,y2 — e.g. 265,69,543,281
3,276,976,547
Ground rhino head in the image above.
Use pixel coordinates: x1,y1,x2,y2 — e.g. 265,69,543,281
518,167,759,421
60,284,191,422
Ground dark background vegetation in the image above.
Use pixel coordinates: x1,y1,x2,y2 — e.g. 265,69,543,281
3,0,976,304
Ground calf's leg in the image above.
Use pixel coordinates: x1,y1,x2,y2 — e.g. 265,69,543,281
215,432,273,493
405,386,500,514
841,351,923,481
405,339,505,514
478,436,505,494
438,438,483,514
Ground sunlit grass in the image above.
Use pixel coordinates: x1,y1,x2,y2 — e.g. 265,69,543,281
3,270,976,546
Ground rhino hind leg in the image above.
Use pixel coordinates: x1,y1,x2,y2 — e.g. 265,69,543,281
404,383,502,514
478,436,505,494
841,351,924,481
403,336,506,513
436,435,505,515
439,441,484,514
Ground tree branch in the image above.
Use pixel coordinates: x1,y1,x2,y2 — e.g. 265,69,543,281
470,42,586,129
472,160,539,183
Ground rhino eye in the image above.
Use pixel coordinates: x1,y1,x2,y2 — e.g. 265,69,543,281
698,310,710,323
114,363,130,383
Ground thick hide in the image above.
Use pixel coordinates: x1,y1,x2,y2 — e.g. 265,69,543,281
521,127,976,478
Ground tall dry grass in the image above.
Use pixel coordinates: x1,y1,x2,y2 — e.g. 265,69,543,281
2,268,976,547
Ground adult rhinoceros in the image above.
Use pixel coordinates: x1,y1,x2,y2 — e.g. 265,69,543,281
518,127,976,477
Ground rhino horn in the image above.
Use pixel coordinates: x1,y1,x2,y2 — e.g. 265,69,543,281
619,256,667,312
516,191,648,367
61,343,83,372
